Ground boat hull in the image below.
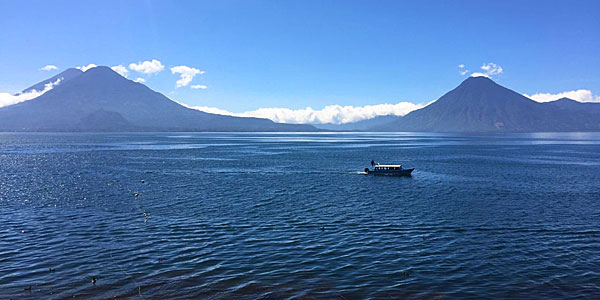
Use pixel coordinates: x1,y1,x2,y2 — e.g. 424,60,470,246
367,168,414,177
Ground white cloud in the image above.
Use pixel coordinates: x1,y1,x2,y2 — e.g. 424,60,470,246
524,89,600,103
0,78,61,108
111,65,129,78
133,77,146,83
464,62,503,78
40,65,58,71
129,59,164,74
470,72,490,78
180,101,426,124
191,84,207,89
185,105,232,116
458,64,469,75
76,64,97,72
480,62,503,75
171,65,204,88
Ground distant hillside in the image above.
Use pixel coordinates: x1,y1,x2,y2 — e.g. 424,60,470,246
546,97,600,114
315,115,402,131
0,66,317,132
4,69,598,133
371,77,600,132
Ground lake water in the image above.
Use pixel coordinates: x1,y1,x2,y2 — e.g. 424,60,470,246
1,132,600,299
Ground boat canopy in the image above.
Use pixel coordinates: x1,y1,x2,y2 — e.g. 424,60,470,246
375,164,402,168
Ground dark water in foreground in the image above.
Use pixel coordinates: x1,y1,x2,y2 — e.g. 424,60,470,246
1,132,600,299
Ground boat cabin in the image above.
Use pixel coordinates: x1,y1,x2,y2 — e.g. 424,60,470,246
366,163,413,176
374,164,402,171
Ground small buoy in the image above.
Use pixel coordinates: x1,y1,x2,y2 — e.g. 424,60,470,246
141,179,145,184
21,230,25,234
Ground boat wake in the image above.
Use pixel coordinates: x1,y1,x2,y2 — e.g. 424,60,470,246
350,171,369,175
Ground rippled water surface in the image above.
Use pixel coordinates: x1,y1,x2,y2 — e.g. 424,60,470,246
1,132,600,299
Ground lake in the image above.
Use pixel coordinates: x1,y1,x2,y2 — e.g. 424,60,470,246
1,132,600,299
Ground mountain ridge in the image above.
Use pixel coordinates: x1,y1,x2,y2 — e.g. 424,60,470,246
2,69,599,132
0,66,318,132
21,68,83,94
370,77,600,132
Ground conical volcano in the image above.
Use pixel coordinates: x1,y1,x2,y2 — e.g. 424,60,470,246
0,66,316,132
373,76,599,132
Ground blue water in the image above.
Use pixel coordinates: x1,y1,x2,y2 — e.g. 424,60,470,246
1,132,600,299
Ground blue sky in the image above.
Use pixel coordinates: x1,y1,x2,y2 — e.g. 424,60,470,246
1,0,599,123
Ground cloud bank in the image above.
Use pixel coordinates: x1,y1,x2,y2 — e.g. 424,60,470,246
0,78,61,108
171,65,204,88
182,102,425,124
129,59,164,74
40,65,58,71
524,89,600,103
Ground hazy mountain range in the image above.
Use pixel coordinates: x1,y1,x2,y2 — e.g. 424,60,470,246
314,115,401,131
0,66,598,132
0,66,316,132
371,77,600,132
323,77,600,132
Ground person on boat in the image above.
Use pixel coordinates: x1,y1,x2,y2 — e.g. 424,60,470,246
370,160,375,167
